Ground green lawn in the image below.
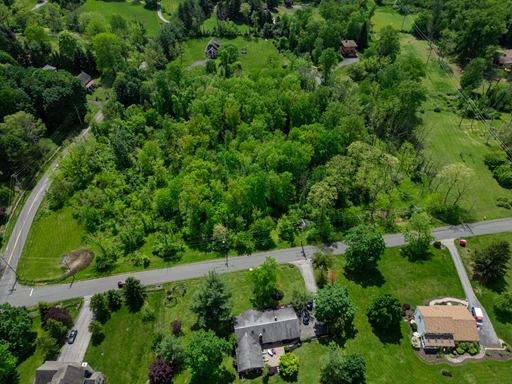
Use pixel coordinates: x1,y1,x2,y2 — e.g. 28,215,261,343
182,36,284,72
456,233,512,344
18,206,87,283
17,298,83,384
160,0,183,14
84,265,305,384
79,0,161,37
83,245,512,384
372,6,414,34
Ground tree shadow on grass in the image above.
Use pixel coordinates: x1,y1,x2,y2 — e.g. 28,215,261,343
335,322,358,349
91,333,105,346
190,367,236,384
281,372,299,382
494,308,512,324
343,267,385,288
400,246,433,263
482,276,507,294
369,322,402,345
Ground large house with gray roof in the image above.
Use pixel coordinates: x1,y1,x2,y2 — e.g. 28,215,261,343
35,361,104,384
233,307,301,374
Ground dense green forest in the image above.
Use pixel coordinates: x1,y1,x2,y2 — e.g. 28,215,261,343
1,0,512,261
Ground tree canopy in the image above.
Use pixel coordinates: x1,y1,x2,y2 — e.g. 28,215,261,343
123,276,147,312
0,303,33,360
248,257,279,305
185,329,230,378
366,293,402,329
403,212,435,255
315,283,357,325
344,225,386,271
188,270,234,328
472,241,511,281
320,350,367,384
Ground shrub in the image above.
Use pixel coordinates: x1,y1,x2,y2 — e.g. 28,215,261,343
284,345,290,352
38,302,52,320
456,347,465,355
484,151,508,170
271,288,284,301
141,305,156,322
441,369,452,377
493,165,512,186
262,364,270,378
468,347,478,355
449,353,454,358
171,320,182,335
411,322,418,331
496,196,511,209
148,359,173,384
44,307,73,328
279,353,299,377
433,241,442,249
433,107,441,112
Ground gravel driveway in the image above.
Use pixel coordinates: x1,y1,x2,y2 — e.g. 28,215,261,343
58,296,93,362
442,240,501,347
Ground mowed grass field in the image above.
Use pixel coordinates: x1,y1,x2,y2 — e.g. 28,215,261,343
372,7,512,221
456,233,512,344
84,265,305,383
83,245,512,383
182,36,284,71
79,0,161,37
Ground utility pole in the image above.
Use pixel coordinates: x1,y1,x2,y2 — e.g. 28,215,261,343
223,235,228,269
299,219,306,258
75,106,82,125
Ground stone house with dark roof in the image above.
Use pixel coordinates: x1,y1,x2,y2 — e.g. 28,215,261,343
233,307,301,374
414,306,479,349
494,49,512,69
340,39,358,57
205,38,221,59
35,361,104,384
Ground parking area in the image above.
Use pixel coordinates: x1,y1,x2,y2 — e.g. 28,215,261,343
299,309,328,340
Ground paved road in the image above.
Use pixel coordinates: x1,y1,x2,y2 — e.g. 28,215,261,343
157,3,169,23
0,110,103,305
2,218,512,308
186,60,207,70
58,296,93,362
442,240,501,347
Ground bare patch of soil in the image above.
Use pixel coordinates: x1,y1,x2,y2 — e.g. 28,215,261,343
61,248,94,274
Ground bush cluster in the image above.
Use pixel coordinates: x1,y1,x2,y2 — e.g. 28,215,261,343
401,303,411,317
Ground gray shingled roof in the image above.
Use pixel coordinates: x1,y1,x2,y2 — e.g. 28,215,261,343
236,332,265,373
35,362,98,384
76,71,91,86
234,307,300,344
49,365,84,384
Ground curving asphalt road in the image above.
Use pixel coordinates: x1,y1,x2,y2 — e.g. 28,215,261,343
0,111,103,305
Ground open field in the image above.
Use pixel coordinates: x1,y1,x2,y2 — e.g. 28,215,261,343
17,298,84,384
372,7,512,221
79,0,161,37
160,0,182,13
84,265,305,383
456,233,512,344
83,244,512,383
182,36,284,71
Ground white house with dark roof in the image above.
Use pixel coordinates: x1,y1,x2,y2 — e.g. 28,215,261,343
205,38,221,59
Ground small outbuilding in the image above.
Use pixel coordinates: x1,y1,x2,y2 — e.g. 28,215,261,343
340,39,358,57
42,64,57,71
205,38,221,59
76,71,95,91
494,49,512,69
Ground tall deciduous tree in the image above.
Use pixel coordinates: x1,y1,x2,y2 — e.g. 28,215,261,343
376,26,400,62
403,212,435,255
0,303,33,360
320,350,367,384
58,31,80,58
319,48,338,83
188,270,234,328
344,225,386,272
185,329,230,378
123,276,147,312
366,293,402,329
315,283,357,325
248,257,279,304
472,241,511,281
434,163,475,206
92,32,122,73
90,293,111,323
460,58,486,90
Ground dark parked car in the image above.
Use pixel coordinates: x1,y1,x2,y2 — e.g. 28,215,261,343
118,280,125,289
306,299,313,311
302,310,310,325
68,329,77,344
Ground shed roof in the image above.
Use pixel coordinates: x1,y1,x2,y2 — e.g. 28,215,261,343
42,64,57,71
234,307,300,344
236,332,265,373
341,40,358,48
417,306,479,344
77,71,91,86
207,38,220,49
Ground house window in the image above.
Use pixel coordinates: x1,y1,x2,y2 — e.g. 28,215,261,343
263,328,266,333
251,330,254,335
428,337,430,342
435,338,437,343
441,338,444,343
